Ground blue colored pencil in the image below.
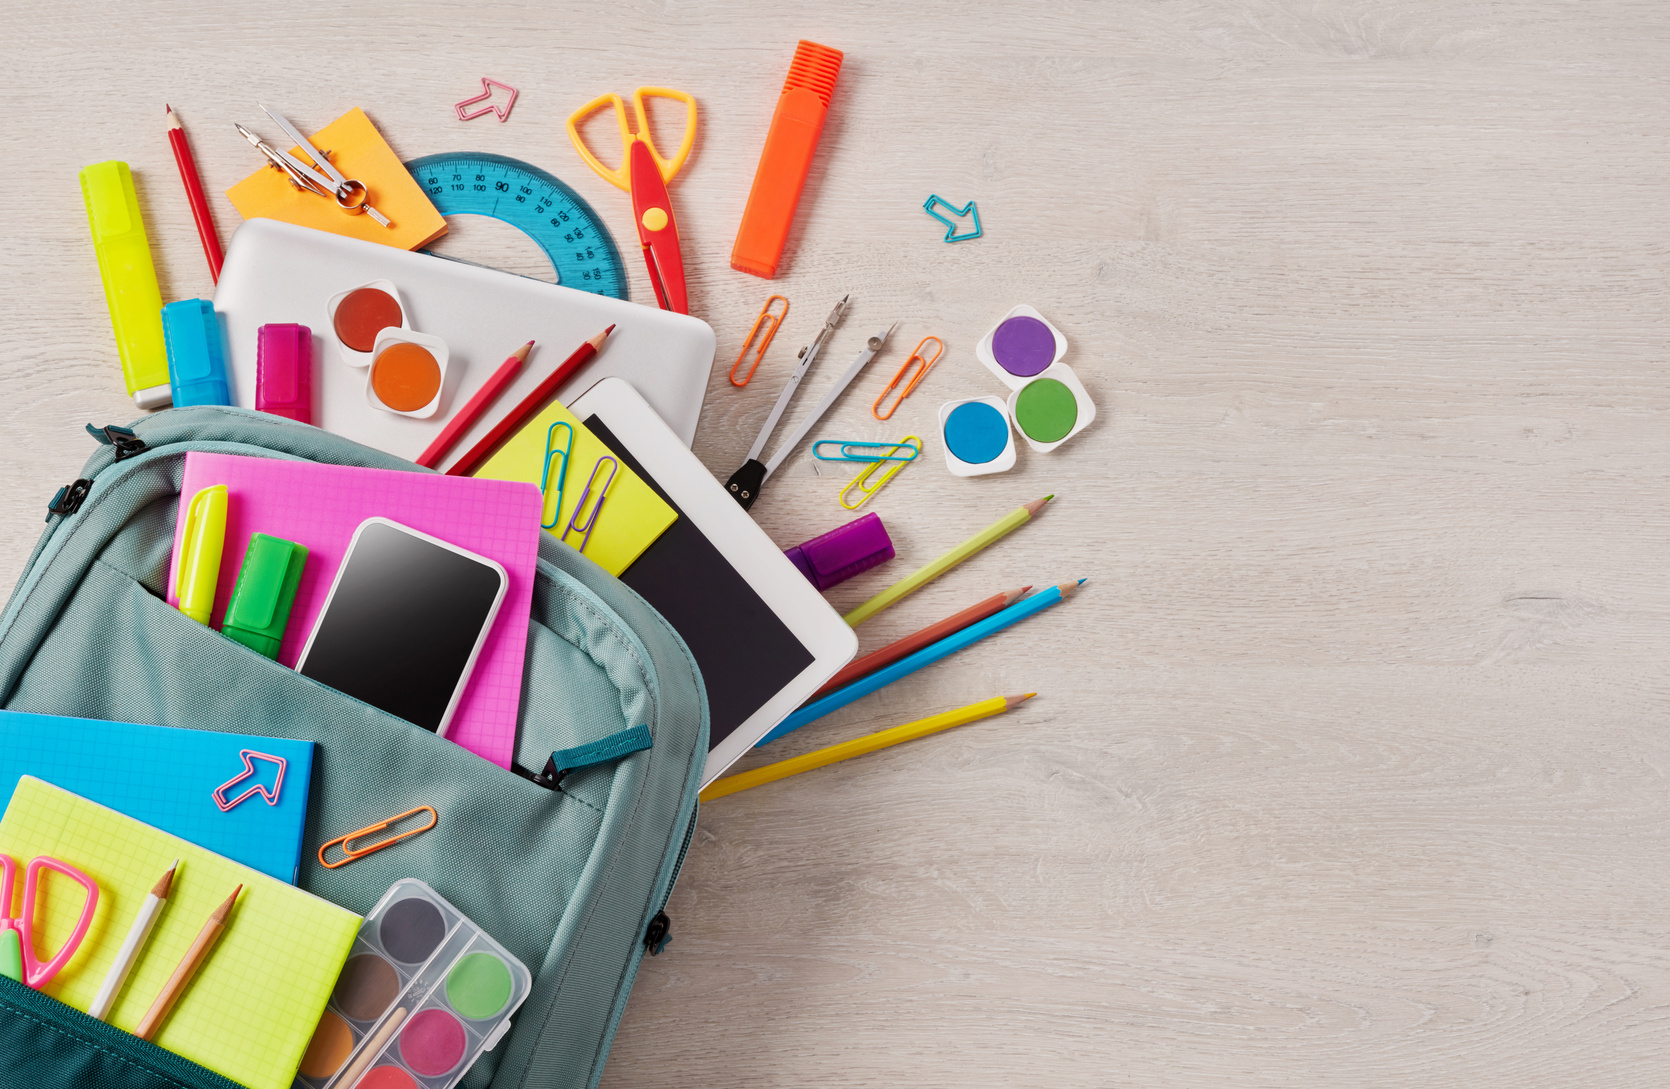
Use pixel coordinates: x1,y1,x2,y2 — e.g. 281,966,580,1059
757,579,1083,746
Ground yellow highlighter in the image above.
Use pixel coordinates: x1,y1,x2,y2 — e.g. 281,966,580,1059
79,161,171,409
176,485,228,624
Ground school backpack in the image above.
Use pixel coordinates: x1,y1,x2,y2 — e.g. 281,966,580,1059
0,405,707,1089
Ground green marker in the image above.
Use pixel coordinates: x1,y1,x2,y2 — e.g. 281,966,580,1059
220,534,308,658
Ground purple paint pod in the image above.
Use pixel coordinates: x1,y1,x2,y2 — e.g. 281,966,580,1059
784,512,895,591
990,316,1056,377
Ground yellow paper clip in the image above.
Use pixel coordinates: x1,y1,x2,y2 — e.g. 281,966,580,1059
839,436,921,510
563,456,617,554
872,336,943,420
318,806,438,869
729,295,790,387
539,421,574,530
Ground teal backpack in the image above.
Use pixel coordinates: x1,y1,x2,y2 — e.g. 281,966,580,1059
0,406,707,1089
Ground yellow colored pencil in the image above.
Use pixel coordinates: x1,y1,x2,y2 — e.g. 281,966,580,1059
843,496,1053,627
700,693,1034,802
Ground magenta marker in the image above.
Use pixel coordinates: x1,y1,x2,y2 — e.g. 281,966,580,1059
255,323,312,424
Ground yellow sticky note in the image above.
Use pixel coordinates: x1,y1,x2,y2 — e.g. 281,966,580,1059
0,777,361,1089
226,107,447,250
473,400,677,575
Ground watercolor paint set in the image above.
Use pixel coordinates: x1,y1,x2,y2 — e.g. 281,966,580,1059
296,880,531,1089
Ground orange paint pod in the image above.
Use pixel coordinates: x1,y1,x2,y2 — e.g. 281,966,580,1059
327,279,408,367
366,329,449,418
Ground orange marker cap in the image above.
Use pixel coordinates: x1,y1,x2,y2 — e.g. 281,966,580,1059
731,40,843,279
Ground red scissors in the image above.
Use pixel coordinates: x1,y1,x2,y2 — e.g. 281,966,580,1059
0,854,99,989
567,88,697,314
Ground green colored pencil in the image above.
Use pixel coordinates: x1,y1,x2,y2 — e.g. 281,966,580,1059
843,495,1053,627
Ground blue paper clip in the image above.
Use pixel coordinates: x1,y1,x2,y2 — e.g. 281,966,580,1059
923,195,982,242
563,456,617,554
812,439,922,463
539,421,574,530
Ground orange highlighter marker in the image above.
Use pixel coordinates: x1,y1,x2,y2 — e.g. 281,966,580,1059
731,40,843,279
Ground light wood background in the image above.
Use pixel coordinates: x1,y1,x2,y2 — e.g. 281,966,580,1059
3,1,1668,1085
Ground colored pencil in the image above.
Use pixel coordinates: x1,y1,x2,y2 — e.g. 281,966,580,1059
809,586,1030,701
135,884,240,1041
843,496,1053,627
760,580,1083,746
417,340,534,469
704,694,1032,801
446,325,615,477
165,105,223,282
88,859,176,1022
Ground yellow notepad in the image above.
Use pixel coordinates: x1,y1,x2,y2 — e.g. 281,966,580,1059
226,107,447,251
472,399,677,576
0,777,361,1089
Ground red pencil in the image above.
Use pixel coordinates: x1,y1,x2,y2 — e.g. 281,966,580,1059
165,105,224,282
417,341,534,469
806,585,1031,702
446,325,615,477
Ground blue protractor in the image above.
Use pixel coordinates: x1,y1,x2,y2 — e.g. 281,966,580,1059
405,152,629,301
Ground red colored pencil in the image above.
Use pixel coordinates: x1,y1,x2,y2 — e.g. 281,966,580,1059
446,325,616,477
165,105,224,282
417,341,534,469
806,585,1030,702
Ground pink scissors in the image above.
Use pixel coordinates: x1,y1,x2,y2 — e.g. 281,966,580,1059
0,854,99,989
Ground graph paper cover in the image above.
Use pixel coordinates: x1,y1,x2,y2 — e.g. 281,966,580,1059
0,710,312,884
0,777,361,1089
165,452,543,768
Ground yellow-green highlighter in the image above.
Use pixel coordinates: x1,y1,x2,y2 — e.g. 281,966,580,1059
79,161,172,409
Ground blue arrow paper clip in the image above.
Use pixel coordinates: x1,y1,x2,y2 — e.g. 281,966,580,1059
923,195,982,242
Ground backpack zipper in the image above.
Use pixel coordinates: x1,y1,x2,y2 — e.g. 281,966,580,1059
644,807,697,955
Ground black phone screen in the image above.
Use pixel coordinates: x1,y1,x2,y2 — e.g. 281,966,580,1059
298,520,505,732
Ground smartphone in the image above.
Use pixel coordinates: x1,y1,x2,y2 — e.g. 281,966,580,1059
296,517,508,736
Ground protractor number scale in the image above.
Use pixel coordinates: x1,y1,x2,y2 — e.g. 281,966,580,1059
406,152,629,301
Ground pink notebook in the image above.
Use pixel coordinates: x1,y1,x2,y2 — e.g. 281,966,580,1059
167,452,542,767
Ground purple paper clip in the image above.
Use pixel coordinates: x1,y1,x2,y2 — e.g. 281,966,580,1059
212,750,287,812
455,78,519,122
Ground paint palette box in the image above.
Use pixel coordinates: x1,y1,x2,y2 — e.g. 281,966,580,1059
974,304,1097,453
296,879,531,1089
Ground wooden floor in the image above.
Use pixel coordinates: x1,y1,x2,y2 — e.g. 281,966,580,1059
3,1,1668,1085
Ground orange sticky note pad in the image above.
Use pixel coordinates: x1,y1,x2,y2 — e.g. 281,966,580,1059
226,108,447,250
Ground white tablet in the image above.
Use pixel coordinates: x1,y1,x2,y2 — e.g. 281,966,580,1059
567,378,858,784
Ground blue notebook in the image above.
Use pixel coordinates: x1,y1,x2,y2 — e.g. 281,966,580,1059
0,710,313,883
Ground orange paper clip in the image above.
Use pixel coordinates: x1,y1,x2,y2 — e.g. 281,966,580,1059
730,295,790,386
872,336,943,420
318,806,438,869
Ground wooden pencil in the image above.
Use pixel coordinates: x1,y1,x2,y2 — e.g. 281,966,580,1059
808,586,1030,701
135,884,240,1041
843,495,1054,627
88,859,176,1021
445,325,615,477
702,694,1034,802
165,105,223,282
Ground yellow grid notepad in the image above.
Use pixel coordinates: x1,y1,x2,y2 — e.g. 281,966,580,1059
0,777,361,1089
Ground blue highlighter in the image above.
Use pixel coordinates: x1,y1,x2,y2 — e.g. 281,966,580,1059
161,298,231,407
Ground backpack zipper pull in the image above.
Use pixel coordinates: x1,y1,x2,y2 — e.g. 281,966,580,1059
644,910,672,956
84,423,148,462
46,479,93,521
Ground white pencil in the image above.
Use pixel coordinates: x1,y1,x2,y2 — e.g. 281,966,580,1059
88,859,176,1021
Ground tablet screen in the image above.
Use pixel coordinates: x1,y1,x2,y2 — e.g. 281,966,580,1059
587,417,815,748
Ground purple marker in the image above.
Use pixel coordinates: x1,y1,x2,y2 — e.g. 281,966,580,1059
784,512,895,591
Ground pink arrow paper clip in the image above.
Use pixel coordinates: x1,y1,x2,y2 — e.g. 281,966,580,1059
213,750,287,812
456,78,519,122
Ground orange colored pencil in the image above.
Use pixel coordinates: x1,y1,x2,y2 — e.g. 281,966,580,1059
416,340,533,469
807,586,1029,702
446,325,614,477
135,885,240,1041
